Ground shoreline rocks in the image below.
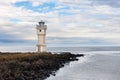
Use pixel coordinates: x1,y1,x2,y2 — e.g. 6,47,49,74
0,52,84,80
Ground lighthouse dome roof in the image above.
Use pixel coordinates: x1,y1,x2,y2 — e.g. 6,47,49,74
39,20,45,24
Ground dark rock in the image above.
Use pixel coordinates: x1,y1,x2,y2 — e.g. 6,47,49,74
0,52,84,80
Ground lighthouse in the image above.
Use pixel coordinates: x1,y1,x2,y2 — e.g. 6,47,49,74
36,21,47,52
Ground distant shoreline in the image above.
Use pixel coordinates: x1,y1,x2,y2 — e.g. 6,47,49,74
0,52,84,80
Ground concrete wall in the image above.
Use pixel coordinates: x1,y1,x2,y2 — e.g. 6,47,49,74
36,23,47,52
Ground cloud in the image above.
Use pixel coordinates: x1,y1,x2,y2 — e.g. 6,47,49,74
0,0,120,50
46,37,120,47
91,0,120,8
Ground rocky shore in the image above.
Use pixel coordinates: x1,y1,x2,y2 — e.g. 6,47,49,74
0,52,84,80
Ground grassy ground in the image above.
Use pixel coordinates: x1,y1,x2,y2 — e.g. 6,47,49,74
0,52,84,80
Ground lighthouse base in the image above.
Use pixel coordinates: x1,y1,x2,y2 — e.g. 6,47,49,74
37,45,46,52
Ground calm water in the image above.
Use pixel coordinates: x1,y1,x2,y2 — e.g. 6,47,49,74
46,47,120,80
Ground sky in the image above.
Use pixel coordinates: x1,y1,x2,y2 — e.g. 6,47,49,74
0,0,120,51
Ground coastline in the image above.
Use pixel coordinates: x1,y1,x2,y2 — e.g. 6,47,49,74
0,52,84,80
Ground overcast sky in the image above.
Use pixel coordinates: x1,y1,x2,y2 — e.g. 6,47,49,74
0,0,120,51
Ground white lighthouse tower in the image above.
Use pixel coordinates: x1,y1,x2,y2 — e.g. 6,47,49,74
36,21,47,52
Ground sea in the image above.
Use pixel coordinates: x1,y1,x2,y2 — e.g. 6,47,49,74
0,46,120,80
46,47,120,80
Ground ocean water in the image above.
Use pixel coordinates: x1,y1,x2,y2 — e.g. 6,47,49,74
46,47,120,80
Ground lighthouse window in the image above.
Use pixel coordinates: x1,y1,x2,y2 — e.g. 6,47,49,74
39,30,41,32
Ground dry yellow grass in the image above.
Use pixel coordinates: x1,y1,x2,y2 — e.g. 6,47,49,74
0,52,84,80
